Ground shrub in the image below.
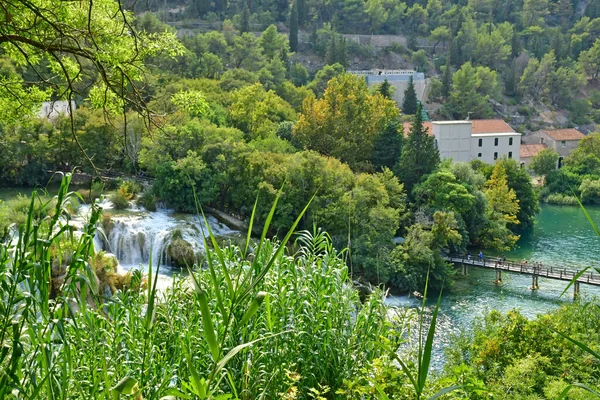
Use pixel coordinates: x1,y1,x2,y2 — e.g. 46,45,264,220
579,178,600,204
137,190,157,211
544,193,579,205
118,180,141,200
78,181,105,203
110,190,130,209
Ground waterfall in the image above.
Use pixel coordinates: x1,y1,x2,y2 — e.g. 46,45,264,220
97,208,237,271
74,200,237,275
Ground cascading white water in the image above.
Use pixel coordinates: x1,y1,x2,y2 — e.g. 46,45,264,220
101,210,236,269
76,200,238,287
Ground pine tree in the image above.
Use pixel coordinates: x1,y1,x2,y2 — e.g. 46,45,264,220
240,4,250,33
378,79,392,99
297,0,307,26
289,2,299,52
372,120,403,171
402,75,418,115
337,36,348,67
441,58,452,99
325,34,337,65
395,103,440,192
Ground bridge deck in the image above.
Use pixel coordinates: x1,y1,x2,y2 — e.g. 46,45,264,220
446,256,600,287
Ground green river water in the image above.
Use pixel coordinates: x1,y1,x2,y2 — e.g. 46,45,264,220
387,204,600,366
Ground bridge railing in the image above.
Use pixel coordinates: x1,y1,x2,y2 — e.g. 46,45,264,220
446,254,600,285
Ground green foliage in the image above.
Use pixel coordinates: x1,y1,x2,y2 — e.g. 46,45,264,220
395,103,440,192
579,178,600,204
0,180,407,399
289,2,299,52
110,190,131,210
444,303,600,399
530,148,560,176
137,190,157,211
402,75,418,115
445,62,496,119
544,193,580,205
294,73,399,171
372,120,404,171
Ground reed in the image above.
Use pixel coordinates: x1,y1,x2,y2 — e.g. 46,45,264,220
1,176,432,399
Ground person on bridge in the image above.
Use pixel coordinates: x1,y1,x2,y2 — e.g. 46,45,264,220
479,251,483,261
467,251,471,260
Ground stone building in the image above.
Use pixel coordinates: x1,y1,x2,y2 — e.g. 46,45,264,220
534,128,585,158
403,119,521,164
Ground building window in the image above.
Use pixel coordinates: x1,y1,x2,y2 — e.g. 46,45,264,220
434,139,438,149
508,151,513,159
478,138,483,147
494,138,499,146
494,152,498,160
509,137,513,146
561,140,566,147
478,153,482,158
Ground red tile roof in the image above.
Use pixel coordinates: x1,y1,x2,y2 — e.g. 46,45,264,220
520,144,547,158
402,119,515,137
470,119,515,134
542,128,585,141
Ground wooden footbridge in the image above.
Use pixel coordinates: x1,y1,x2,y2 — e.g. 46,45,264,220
445,254,600,299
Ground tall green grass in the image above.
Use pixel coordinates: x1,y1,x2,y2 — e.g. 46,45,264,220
0,175,455,399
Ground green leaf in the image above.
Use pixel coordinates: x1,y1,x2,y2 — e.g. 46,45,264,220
244,195,259,257
554,329,600,361
240,291,267,326
418,286,443,394
427,385,467,400
559,266,589,299
216,331,290,373
558,383,600,399
198,290,220,361
111,377,139,398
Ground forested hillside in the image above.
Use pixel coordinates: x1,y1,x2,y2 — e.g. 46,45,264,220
129,0,600,127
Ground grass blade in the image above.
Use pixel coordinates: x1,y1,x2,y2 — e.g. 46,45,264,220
244,196,259,257
553,328,600,360
558,383,600,399
198,290,220,361
418,285,443,394
559,266,589,299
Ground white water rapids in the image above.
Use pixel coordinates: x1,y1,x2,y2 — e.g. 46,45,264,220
77,200,239,288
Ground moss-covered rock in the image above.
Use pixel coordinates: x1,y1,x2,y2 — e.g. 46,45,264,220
168,236,196,268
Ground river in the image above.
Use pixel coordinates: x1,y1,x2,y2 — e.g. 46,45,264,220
386,203,600,367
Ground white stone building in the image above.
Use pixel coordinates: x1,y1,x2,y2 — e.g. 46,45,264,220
403,119,521,164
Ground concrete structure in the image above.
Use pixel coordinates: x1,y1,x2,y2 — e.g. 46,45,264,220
520,144,547,167
532,128,585,158
349,69,426,108
37,100,76,120
403,119,521,164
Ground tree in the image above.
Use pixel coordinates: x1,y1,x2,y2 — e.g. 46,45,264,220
441,58,452,99
377,79,393,99
521,0,549,27
0,0,183,173
289,2,299,52
240,4,251,33
446,62,494,119
480,163,520,250
395,103,440,192
372,120,403,171
307,63,345,96
294,74,399,171
297,0,307,26
258,25,288,61
402,75,418,115
501,159,539,230
429,26,451,54
579,38,600,80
